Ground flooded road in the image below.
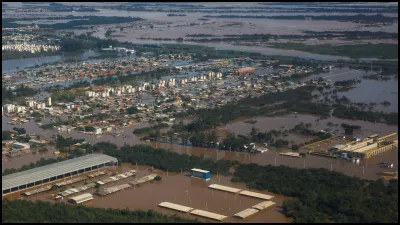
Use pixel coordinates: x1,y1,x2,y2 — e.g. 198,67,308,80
4,164,291,223
2,115,397,180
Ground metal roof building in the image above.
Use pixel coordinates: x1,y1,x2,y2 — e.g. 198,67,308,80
2,154,118,195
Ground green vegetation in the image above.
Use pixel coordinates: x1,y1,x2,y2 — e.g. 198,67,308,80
56,135,85,149
186,34,216,37
2,16,143,29
204,14,397,24
267,43,398,59
127,106,139,114
341,123,361,135
333,104,398,125
133,123,169,134
4,141,397,223
2,85,37,104
38,147,49,153
2,131,13,140
232,163,398,223
179,86,330,133
167,14,186,16
47,3,99,12
101,143,237,175
290,123,332,139
2,199,199,223
12,127,26,135
334,79,358,87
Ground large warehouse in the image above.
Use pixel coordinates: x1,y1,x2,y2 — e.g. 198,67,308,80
2,154,118,195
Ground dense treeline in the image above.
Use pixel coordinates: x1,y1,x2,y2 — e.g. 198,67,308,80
4,142,397,223
56,135,85,149
302,30,398,40
133,123,169,134
232,163,398,223
103,4,398,14
180,86,330,134
185,31,398,43
3,16,143,29
2,199,199,223
334,79,357,87
94,143,237,175
333,104,398,125
2,85,38,104
47,4,99,12
167,14,186,16
267,43,398,59
290,123,332,139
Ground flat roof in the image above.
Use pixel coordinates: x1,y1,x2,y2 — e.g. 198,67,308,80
239,190,274,200
69,193,93,204
234,208,260,219
191,168,210,173
2,154,118,191
158,202,194,213
252,201,276,210
352,143,378,153
190,209,228,221
208,184,242,193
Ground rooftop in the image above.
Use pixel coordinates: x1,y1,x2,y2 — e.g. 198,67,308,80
239,190,274,200
191,168,210,173
190,209,228,221
2,154,118,191
208,184,242,193
158,202,193,213
234,208,260,219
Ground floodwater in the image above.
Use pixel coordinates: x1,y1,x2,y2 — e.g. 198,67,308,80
292,67,398,113
226,113,398,138
2,51,100,73
2,147,58,172
4,164,291,223
3,2,398,63
2,115,398,180
336,78,398,113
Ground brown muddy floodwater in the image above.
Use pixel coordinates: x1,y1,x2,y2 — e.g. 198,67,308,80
226,113,398,138
2,146,57,171
2,116,398,180
4,164,291,223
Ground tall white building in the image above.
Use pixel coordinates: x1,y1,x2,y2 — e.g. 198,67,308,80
47,97,52,106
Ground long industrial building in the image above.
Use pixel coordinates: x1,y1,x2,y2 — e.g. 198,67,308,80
2,154,118,195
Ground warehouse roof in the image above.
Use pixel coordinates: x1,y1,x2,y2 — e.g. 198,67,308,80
234,208,260,219
252,201,276,210
190,209,227,221
208,184,242,193
239,190,274,200
158,202,193,213
2,154,118,191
